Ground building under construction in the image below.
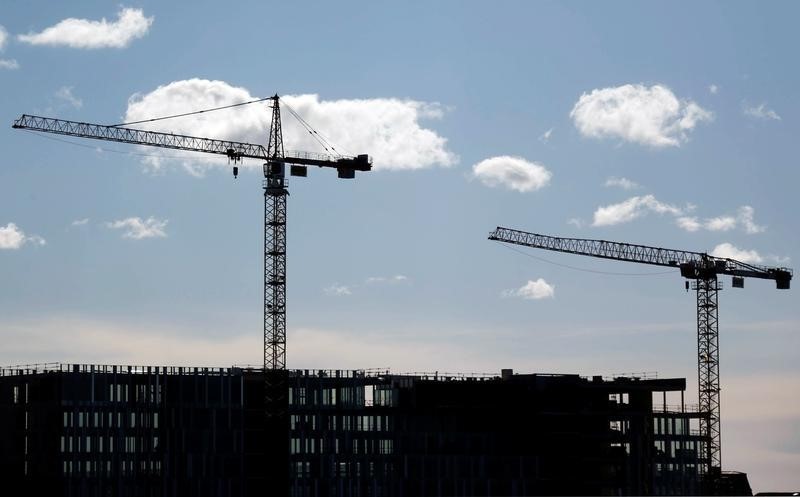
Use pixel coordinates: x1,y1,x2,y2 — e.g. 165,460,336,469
0,362,750,496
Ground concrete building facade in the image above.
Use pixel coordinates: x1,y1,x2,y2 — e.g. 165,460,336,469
0,363,716,496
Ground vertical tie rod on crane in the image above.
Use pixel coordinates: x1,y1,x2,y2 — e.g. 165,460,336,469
12,96,373,490
488,226,792,476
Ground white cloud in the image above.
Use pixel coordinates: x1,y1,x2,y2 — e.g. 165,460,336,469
0,222,46,249
323,285,352,296
0,26,18,70
706,215,737,231
711,243,764,264
123,79,456,173
538,127,553,143
71,218,89,227
676,216,701,232
17,8,152,49
502,279,555,300
366,275,409,284
471,156,552,193
323,274,409,296
744,102,781,121
709,84,719,95
55,86,82,109
592,195,683,227
105,216,167,239
567,218,584,229
604,176,639,190
676,205,765,234
738,206,766,234
570,83,712,147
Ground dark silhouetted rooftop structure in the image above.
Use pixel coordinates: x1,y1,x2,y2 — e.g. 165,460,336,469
0,363,745,496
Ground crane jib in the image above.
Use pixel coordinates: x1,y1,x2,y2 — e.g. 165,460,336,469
490,226,792,289
12,114,372,172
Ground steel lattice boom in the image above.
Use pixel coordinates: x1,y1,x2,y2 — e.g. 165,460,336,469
490,227,792,286
489,226,792,475
12,113,371,172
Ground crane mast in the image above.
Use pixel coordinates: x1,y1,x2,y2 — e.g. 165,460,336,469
489,226,792,476
13,96,372,491
263,98,290,492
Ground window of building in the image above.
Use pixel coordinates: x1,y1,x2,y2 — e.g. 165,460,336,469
379,439,393,455
294,388,306,406
322,388,337,406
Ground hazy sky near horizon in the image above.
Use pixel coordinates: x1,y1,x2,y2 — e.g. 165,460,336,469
1,1,798,490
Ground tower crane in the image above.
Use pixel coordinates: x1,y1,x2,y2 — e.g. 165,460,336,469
489,226,792,476
12,96,372,489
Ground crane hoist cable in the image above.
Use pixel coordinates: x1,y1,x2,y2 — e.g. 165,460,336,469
109,96,273,127
280,98,350,157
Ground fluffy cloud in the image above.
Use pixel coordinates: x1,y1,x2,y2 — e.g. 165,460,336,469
738,206,765,234
567,218,584,228
604,176,639,190
324,275,409,296
709,84,719,95
365,275,409,284
676,206,765,234
592,195,683,227
502,279,555,300
123,79,456,173
676,216,702,232
472,156,552,192
55,86,83,109
323,285,352,297
744,103,781,121
17,8,153,49
105,217,167,239
570,84,712,147
71,218,89,227
0,222,46,249
0,25,18,70
711,243,763,264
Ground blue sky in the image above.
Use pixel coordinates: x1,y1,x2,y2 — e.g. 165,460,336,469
1,1,798,490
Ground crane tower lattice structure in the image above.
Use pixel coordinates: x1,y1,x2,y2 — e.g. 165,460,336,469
489,226,792,473
12,97,372,490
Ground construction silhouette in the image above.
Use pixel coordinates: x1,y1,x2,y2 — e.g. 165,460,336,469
7,103,791,496
489,226,793,477
13,98,372,493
